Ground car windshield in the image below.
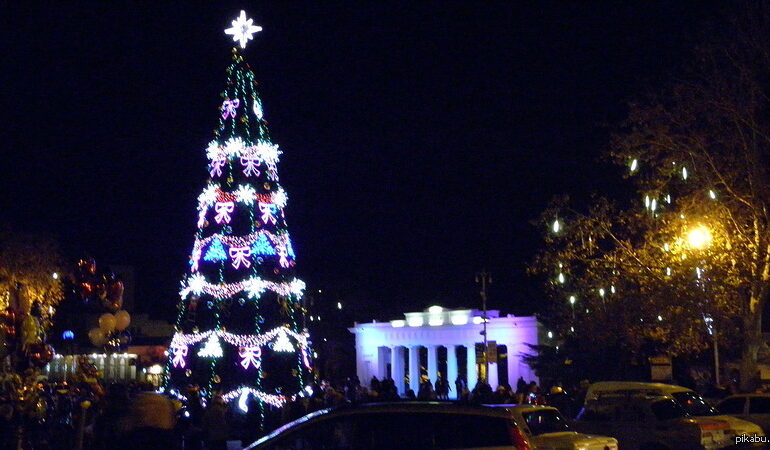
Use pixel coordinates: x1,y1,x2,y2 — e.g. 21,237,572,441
672,392,718,416
522,409,571,435
651,398,689,421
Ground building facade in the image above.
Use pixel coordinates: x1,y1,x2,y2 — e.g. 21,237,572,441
349,306,540,398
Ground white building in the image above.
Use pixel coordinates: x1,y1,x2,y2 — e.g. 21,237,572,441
349,306,540,398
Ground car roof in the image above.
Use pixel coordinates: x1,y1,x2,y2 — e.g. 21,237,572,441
246,402,515,449
587,381,692,398
484,404,558,412
720,394,770,400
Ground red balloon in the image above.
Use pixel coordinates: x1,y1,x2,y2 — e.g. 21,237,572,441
27,343,54,368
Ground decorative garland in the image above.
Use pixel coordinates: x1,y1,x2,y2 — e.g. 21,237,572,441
170,326,308,349
222,387,286,408
179,275,305,300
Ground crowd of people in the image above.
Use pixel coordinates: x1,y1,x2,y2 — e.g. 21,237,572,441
0,372,594,449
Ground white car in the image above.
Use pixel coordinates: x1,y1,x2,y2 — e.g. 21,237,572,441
585,381,765,442
489,404,618,450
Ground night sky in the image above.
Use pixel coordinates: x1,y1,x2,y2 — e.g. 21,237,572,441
1,2,724,322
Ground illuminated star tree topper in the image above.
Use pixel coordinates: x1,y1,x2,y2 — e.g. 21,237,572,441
225,10,263,49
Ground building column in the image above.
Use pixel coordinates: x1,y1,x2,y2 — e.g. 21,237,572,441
427,345,438,384
447,345,458,399
378,346,389,380
391,346,405,396
488,361,499,389
409,346,421,394
466,343,478,390
507,343,520,387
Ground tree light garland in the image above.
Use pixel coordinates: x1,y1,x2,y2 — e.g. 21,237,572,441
178,275,305,299
198,334,224,358
222,387,285,408
171,326,308,349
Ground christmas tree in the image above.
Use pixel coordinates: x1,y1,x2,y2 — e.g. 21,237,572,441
165,11,311,412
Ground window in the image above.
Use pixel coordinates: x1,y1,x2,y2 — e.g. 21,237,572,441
650,399,688,421
671,392,717,416
522,409,570,435
265,415,358,450
717,397,746,415
749,397,770,414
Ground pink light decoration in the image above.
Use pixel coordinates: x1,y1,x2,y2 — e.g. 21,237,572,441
259,202,277,225
209,155,226,177
301,345,311,369
222,99,240,119
191,246,202,273
214,202,235,224
277,247,290,268
241,154,261,177
239,346,262,370
171,343,188,368
229,246,252,269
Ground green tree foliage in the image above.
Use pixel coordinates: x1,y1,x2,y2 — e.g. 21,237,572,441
531,5,770,390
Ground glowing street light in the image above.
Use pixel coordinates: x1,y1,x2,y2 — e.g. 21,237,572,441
686,225,712,250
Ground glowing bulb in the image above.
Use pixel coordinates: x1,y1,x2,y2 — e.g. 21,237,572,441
557,273,565,284
709,190,716,199
598,288,605,297
650,199,657,212
552,219,560,233
610,285,616,294
663,243,670,252
666,267,671,276
630,159,638,172
686,225,712,250
682,167,688,180
337,302,342,310
52,272,59,280
547,331,553,339
569,295,576,305
644,195,650,208
657,315,663,322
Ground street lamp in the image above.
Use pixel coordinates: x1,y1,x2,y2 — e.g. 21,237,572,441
685,224,719,385
686,225,712,249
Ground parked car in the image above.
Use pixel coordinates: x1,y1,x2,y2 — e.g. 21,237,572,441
246,402,532,449
487,404,618,450
717,394,770,435
584,381,765,441
574,391,734,449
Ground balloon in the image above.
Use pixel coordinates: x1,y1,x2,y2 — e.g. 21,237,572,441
114,310,130,331
88,328,106,346
94,282,107,301
77,256,96,277
28,343,54,368
98,313,116,333
117,330,131,349
78,282,93,301
102,280,124,312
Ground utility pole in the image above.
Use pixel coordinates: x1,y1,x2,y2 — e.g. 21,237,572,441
476,270,492,382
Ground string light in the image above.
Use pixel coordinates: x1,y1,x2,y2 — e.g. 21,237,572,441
198,335,224,358
272,328,295,352
682,167,688,180
171,326,308,350
552,219,561,233
709,190,716,199
178,275,306,299
222,387,285,408
630,159,638,172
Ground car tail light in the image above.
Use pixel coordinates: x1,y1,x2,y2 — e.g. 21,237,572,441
508,424,531,450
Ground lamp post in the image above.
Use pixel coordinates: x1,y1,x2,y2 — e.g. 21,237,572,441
476,270,492,383
686,225,718,385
